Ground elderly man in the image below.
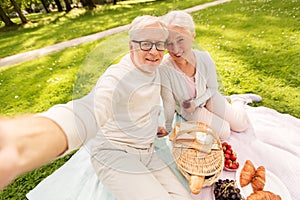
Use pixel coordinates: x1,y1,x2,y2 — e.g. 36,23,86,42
0,15,192,200
88,15,192,200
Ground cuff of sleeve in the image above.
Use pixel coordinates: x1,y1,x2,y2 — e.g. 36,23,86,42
36,105,82,156
193,98,206,108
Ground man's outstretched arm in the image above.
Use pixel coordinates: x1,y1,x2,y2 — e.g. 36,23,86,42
0,115,67,190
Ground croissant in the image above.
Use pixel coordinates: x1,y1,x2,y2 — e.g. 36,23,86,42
240,160,256,187
246,190,282,200
188,174,205,194
252,166,266,192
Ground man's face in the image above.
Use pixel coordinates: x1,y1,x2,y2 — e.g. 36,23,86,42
165,26,194,62
130,23,167,74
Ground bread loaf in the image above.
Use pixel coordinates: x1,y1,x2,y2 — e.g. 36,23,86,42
188,175,205,194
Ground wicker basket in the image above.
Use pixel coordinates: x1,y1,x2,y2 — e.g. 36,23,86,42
169,121,224,187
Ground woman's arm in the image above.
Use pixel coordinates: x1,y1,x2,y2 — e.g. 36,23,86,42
160,68,176,133
193,51,219,107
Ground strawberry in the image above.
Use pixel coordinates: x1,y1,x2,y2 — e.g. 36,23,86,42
226,144,232,150
222,142,228,147
230,154,237,161
225,159,232,165
225,149,232,155
222,141,239,171
225,154,231,159
231,163,238,169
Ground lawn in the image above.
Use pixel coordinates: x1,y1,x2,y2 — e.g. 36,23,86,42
0,0,213,58
0,0,299,199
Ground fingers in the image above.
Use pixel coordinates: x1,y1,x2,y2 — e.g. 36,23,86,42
157,127,168,137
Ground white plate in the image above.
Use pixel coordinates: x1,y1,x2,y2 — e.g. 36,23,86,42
236,165,292,200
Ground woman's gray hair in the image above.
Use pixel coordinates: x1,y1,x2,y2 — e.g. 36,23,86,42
161,10,196,37
128,15,168,40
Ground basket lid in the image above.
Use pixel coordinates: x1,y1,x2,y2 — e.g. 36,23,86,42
170,121,224,176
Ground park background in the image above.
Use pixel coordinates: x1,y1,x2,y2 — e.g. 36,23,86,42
0,0,299,199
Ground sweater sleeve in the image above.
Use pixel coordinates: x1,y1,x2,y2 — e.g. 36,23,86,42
193,51,219,107
160,68,176,133
36,91,99,156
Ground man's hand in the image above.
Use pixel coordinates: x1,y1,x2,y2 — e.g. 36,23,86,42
0,116,68,191
0,119,20,190
157,126,168,137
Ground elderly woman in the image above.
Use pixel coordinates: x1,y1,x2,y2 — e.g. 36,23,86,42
159,10,261,139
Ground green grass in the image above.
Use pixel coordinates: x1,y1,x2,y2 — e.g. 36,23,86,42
0,32,130,199
192,0,300,117
0,0,213,58
0,0,299,199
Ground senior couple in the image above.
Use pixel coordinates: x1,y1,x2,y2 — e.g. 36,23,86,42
0,11,261,199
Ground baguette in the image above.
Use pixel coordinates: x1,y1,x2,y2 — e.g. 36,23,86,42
188,174,205,194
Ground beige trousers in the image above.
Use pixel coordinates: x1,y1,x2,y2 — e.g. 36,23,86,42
183,92,249,140
91,139,193,200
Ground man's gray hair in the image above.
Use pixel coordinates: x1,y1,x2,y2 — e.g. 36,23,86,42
128,15,168,40
161,10,196,37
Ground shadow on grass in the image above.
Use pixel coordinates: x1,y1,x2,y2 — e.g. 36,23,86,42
0,0,212,58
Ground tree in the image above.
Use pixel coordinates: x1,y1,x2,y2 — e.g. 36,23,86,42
53,0,63,12
0,4,16,26
40,0,50,13
63,0,72,12
81,0,96,9
10,0,27,24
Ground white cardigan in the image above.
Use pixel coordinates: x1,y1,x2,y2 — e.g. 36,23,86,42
159,50,219,132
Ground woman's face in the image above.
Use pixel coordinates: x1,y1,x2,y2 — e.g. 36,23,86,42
166,26,194,63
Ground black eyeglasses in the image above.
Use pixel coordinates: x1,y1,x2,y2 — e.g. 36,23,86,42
131,40,166,51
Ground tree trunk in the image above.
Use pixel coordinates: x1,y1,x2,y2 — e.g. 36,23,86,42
113,0,117,5
54,0,63,12
82,0,96,9
0,5,16,27
9,0,27,24
40,0,51,13
63,0,72,12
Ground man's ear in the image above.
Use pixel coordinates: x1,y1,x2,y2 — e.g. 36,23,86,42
129,41,133,50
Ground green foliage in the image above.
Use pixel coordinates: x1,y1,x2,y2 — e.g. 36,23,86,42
0,0,299,199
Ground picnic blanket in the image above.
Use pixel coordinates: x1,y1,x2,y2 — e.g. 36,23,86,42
26,106,300,200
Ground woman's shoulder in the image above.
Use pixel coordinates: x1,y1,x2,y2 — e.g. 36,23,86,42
160,54,175,71
193,49,212,60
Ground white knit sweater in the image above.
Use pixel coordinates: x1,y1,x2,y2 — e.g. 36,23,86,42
39,54,161,154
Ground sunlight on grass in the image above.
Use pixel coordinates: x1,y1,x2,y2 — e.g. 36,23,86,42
0,0,212,58
119,0,156,5
193,0,300,117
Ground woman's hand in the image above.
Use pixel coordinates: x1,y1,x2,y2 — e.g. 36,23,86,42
183,99,196,113
157,126,168,137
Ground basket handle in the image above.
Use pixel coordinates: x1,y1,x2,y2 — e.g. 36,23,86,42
169,121,217,142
